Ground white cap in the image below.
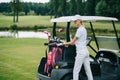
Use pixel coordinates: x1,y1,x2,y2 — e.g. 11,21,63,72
71,15,82,21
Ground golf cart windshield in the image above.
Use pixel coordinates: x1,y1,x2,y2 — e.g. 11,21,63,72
96,36,120,52
51,16,119,53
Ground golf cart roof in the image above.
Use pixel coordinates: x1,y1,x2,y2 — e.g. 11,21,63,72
51,16,118,22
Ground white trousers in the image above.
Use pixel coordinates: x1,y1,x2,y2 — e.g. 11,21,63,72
73,49,93,80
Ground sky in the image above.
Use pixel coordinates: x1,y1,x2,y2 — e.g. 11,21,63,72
0,0,50,3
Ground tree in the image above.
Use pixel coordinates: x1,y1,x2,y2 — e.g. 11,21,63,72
96,0,120,19
95,0,107,16
106,0,120,19
85,0,96,15
95,0,120,19
49,0,54,17
70,0,77,15
23,3,30,15
116,0,120,19
11,0,16,22
76,0,84,15
32,3,50,15
16,0,22,22
49,0,59,17
11,0,22,22
66,0,71,16
0,3,11,13
36,4,44,15
58,0,67,16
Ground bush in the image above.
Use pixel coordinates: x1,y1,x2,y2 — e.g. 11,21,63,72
2,12,25,16
28,10,36,15
19,12,25,16
3,12,13,16
34,25,38,32
17,26,33,31
0,27,9,31
10,24,18,32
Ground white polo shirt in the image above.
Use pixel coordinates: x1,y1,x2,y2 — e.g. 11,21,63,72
75,26,87,50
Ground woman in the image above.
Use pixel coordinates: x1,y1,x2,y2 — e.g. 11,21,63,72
64,15,93,80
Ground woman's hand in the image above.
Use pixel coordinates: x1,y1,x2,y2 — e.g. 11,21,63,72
63,37,78,47
63,42,69,47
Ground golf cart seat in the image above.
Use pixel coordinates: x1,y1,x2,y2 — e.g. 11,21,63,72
95,50,119,80
95,36,120,64
95,36,120,79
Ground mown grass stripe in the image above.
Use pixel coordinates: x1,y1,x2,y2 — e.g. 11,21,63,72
0,61,36,80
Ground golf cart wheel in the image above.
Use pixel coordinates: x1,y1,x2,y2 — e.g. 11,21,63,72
63,74,73,80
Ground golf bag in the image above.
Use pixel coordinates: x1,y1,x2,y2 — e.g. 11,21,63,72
44,47,62,76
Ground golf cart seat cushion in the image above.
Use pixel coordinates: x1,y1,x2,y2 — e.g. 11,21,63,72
96,36,120,52
95,51,119,74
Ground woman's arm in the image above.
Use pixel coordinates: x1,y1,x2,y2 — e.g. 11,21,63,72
64,37,78,46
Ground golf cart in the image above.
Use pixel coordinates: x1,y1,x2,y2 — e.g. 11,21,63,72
37,16,120,80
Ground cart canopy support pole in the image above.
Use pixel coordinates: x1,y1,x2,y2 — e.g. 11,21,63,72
53,22,56,38
112,21,120,49
66,22,71,42
90,22,99,50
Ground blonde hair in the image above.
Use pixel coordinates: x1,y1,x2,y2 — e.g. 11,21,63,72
78,19,82,25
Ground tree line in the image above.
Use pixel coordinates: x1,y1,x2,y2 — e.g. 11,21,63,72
0,0,120,20
0,2,49,16
49,0,120,19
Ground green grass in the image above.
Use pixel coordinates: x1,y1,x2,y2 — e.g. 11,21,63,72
16,16,52,27
0,15,120,37
0,38,120,80
0,15,13,27
0,15,52,27
0,15,119,30
0,38,97,80
0,38,48,80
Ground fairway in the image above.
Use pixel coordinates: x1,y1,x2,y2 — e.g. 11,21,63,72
0,38,47,80
0,15,120,31
0,38,119,80
0,15,120,37
0,38,96,80
0,15,52,27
